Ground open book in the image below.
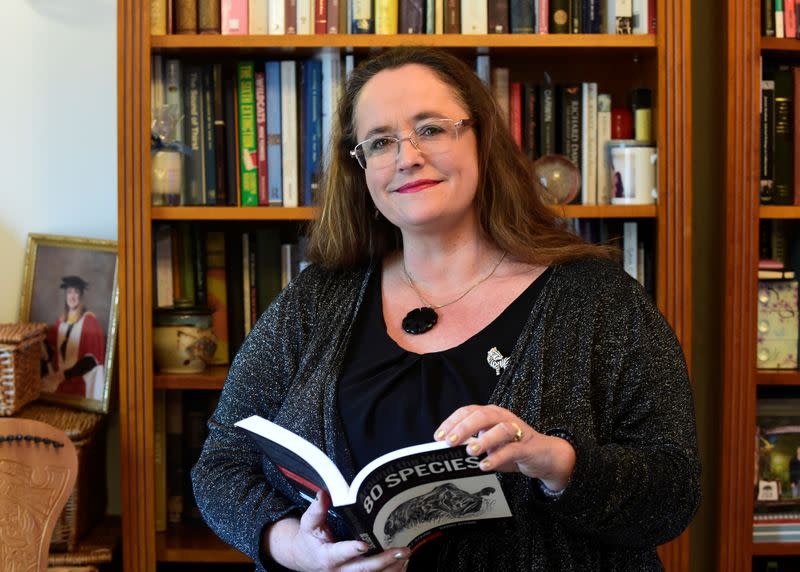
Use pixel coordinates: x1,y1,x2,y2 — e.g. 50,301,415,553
235,415,513,552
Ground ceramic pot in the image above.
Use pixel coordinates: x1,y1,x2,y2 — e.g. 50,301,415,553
153,307,217,373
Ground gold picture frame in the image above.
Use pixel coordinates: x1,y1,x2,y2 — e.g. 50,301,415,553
18,234,118,414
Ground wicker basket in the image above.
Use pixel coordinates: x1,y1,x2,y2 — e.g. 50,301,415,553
18,402,107,551
0,322,46,416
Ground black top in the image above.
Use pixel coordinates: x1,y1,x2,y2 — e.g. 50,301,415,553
337,268,549,565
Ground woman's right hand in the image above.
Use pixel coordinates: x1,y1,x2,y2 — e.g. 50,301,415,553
265,491,410,571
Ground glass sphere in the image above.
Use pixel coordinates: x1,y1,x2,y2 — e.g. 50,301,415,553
532,154,580,204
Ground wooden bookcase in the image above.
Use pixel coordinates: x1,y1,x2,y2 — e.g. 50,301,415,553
721,1,800,568
118,2,692,569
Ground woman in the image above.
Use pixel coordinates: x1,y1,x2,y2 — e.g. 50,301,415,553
43,275,106,400
192,47,700,571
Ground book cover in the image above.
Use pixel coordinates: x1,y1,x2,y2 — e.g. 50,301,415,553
269,0,287,33
151,0,168,34
303,59,323,206
510,0,533,33
762,79,776,204
755,399,800,508
538,80,556,156
212,64,228,205
522,83,537,160
255,71,269,205
266,61,284,206
773,67,794,205
237,62,259,206
198,0,222,33
352,0,375,33
328,0,341,32
249,0,268,34
222,0,249,34
376,0,400,34
461,0,488,33
570,0,580,32
223,72,239,205
296,0,312,34
315,0,329,33
202,66,217,205
183,65,205,205
560,83,583,202
489,0,509,33
235,415,513,553
580,82,598,205
224,230,245,359
444,0,460,32
549,0,569,34
280,61,299,208
400,0,425,33
175,0,198,33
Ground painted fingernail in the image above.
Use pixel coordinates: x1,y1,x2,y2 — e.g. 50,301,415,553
434,429,445,440
447,433,459,444
480,459,492,470
468,443,481,454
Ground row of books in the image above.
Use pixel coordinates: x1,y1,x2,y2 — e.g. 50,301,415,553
153,390,219,529
153,224,309,363
753,398,800,543
763,0,800,38
152,54,344,207
152,0,656,36
759,65,800,206
567,219,654,295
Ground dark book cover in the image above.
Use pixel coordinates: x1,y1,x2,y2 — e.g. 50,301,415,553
223,72,239,206
761,80,775,204
235,415,513,554
174,0,198,33
444,0,460,32
489,0,510,33
549,0,570,34
764,0,776,36
212,64,227,205
192,224,208,307
166,391,184,525
302,59,323,206
183,65,205,205
559,84,582,203
773,68,794,205
255,228,282,315
400,0,425,33
202,65,217,204
198,0,221,33
225,230,245,359
510,0,533,33
183,391,209,523
286,0,298,34
327,0,341,32
523,83,538,160
570,0,581,33
538,82,556,156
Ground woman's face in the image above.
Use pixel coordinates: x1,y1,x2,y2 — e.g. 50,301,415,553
353,64,479,237
65,287,81,310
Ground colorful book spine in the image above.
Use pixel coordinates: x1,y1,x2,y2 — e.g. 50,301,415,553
538,0,548,32
315,0,329,32
376,0,399,33
237,62,259,206
281,60,299,208
353,0,376,33
444,0,460,32
266,61,284,206
303,60,323,206
296,0,313,33
255,71,269,206
221,0,248,34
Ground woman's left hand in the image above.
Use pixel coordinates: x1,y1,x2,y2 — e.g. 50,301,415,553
434,405,576,493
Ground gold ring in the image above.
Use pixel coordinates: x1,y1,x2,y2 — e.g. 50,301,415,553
511,422,523,442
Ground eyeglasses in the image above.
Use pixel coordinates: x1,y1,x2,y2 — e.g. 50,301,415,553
350,118,474,170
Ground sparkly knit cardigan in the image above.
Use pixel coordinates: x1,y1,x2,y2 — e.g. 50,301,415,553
191,257,701,572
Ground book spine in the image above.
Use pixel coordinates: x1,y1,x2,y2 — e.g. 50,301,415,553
570,0,581,32
205,231,230,365
238,62,259,206
202,66,217,205
255,228,282,313
794,68,800,204
623,221,638,280
266,61,284,206
305,60,323,206
198,0,222,32
166,391,184,525
492,67,511,128
269,0,287,33
777,0,786,38
328,0,341,31
223,73,239,205
154,390,167,532
523,83,537,159
490,0,510,33
352,0,375,33
281,61,299,208
549,0,569,33
221,0,248,34
213,64,228,205
192,225,208,306
242,233,252,334
376,0,399,34
255,71,269,206
444,0,460,32
399,0,425,33
538,0,548,32
426,0,436,33
581,82,598,205
296,0,312,33
285,0,298,34
225,230,245,357
510,82,523,147
539,83,556,156
596,93,612,204
184,65,205,205
615,0,632,33
632,0,646,33
561,84,582,201
510,0,534,33
461,0,488,33
315,0,329,32
174,0,198,33
761,80,775,204
154,224,175,308
151,0,168,34
773,67,794,204
250,0,269,34
787,0,796,37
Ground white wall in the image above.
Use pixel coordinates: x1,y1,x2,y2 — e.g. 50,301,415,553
0,0,119,515
0,0,117,321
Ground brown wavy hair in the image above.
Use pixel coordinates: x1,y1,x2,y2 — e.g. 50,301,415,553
306,47,612,269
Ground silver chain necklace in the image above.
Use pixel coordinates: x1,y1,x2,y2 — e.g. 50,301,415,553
400,251,507,335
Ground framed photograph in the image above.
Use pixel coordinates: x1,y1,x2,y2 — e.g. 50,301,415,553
18,234,118,414
756,398,800,510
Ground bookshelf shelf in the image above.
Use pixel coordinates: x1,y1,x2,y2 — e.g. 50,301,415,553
557,204,657,219
756,370,800,387
151,33,657,52
154,365,228,390
151,206,316,221
751,542,800,556
156,524,252,563
760,206,800,219
761,37,800,53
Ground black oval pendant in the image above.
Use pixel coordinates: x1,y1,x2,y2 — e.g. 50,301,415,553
402,307,438,335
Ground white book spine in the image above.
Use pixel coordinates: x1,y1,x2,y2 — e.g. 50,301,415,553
268,0,286,33
461,0,488,34
585,83,598,205
281,61,299,208
596,94,612,204
632,0,647,34
250,0,269,33
777,9,786,38
623,222,638,281
297,0,314,33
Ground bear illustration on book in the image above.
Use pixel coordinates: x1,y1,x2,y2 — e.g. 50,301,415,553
383,483,496,544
